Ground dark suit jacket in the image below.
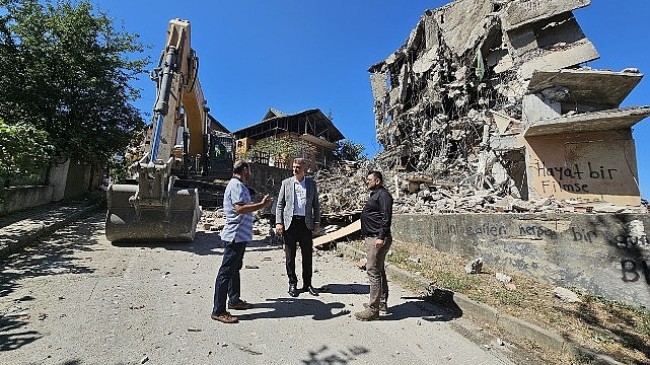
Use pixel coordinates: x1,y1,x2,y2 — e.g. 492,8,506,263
275,176,320,230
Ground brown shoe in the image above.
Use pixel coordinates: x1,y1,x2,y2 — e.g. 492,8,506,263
211,311,239,323
363,302,388,313
355,308,379,321
228,300,253,310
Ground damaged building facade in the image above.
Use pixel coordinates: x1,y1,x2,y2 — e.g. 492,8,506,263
369,0,650,207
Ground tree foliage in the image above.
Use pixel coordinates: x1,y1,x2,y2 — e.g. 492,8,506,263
0,0,147,165
334,139,367,162
241,137,311,167
0,118,54,186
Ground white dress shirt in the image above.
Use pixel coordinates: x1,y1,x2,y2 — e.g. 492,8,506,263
293,177,306,216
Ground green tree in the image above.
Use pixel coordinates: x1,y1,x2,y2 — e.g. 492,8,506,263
0,0,147,165
242,137,310,167
0,118,54,188
334,139,366,162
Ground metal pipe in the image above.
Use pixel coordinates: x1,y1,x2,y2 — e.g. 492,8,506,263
151,46,178,161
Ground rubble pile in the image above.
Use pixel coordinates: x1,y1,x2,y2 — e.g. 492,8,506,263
313,161,647,216
313,162,372,215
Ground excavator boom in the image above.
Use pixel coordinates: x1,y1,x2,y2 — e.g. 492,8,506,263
105,19,205,243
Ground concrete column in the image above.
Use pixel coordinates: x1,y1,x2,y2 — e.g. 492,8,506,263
522,93,561,126
48,158,70,202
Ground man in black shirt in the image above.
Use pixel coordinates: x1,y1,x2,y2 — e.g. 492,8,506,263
355,170,393,321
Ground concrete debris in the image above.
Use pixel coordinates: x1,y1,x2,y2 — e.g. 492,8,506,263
356,259,367,270
495,272,512,283
553,287,582,303
312,158,646,218
465,257,484,274
361,0,649,211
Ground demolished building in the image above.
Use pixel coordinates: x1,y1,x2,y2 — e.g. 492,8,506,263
367,0,650,208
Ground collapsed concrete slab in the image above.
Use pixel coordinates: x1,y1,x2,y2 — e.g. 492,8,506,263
527,69,643,108
524,106,650,136
500,0,590,31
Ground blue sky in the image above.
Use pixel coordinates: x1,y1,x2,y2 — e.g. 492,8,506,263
91,0,650,198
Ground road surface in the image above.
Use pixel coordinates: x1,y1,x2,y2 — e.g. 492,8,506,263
1,213,521,365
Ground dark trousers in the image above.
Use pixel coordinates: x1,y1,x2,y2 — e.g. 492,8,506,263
284,216,313,287
212,240,247,315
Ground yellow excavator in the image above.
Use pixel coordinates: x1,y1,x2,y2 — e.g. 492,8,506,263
105,19,233,242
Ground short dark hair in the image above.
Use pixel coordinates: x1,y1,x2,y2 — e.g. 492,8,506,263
368,170,383,183
233,160,249,174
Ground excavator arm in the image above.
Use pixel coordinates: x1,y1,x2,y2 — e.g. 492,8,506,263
105,19,205,243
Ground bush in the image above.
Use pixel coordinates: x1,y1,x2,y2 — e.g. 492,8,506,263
0,118,54,188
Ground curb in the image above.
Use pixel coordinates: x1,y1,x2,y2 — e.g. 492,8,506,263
335,241,625,365
0,202,103,261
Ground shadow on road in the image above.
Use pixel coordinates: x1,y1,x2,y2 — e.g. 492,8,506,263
111,231,280,256
301,344,370,364
0,314,41,351
0,216,101,352
234,294,460,323
237,297,351,321
381,298,460,322
319,283,369,295
0,218,100,295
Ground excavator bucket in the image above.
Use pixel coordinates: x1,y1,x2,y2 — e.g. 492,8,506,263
105,183,201,243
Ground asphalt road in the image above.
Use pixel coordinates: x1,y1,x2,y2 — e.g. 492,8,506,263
1,213,519,365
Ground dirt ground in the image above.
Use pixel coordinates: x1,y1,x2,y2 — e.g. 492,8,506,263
345,239,650,365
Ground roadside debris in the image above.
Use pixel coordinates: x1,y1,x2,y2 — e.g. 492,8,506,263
465,257,484,274
553,287,582,303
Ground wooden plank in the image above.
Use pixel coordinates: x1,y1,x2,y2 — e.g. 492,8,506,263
313,220,361,248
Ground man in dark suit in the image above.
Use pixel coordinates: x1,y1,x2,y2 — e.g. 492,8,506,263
275,157,321,297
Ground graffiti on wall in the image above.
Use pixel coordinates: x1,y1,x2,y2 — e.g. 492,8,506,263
432,220,650,283
533,160,619,194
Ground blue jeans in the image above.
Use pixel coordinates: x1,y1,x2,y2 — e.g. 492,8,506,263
212,240,248,315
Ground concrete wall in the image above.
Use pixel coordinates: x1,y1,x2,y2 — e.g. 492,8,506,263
525,130,640,205
64,162,98,200
0,161,102,215
0,159,70,215
393,213,650,306
0,185,53,215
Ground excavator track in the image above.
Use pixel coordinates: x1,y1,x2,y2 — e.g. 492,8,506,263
174,178,229,208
